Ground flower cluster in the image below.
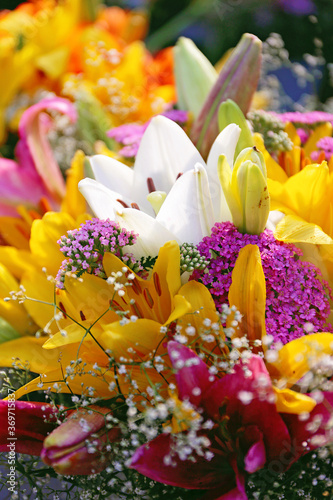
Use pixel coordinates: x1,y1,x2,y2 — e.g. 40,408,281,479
192,222,333,344
56,218,141,287
2,5,333,499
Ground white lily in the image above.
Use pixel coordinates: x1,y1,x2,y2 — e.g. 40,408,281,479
79,115,241,257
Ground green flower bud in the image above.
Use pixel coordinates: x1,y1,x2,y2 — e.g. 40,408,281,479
174,37,218,119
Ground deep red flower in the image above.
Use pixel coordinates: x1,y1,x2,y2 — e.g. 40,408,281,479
0,400,58,455
130,341,291,499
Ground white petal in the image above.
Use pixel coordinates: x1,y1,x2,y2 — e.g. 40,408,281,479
266,210,285,232
78,178,130,220
157,163,215,245
206,124,241,221
115,208,179,258
133,115,204,212
89,154,134,200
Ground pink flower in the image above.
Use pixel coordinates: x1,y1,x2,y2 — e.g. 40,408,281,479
0,97,77,217
41,406,121,475
0,401,58,456
130,341,291,499
107,109,188,158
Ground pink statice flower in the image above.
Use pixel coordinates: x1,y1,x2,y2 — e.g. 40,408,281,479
310,136,333,162
191,222,332,344
272,111,333,126
107,109,188,158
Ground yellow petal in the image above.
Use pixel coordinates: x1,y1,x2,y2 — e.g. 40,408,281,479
228,244,266,347
21,269,74,333
99,318,164,359
273,387,316,414
267,333,333,386
274,214,333,245
163,294,192,325
0,336,67,373
29,212,78,276
253,133,288,183
0,263,36,335
0,246,37,280
178,280,225,341
304,123,333,158
268,163,332,233
35,46,69,79
42,320,96,350
103,240,182,324
285,122,301,147
64,273,118,324
61,150,88,219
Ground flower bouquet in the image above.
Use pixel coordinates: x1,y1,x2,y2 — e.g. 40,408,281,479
1,1,333,499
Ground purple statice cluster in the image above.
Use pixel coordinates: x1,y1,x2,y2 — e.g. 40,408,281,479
191,222,333,344
56,218,140,288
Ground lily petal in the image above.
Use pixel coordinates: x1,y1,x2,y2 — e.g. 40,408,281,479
267,333,333,387
228,245,266,349
133,115,204,212
274,214,333,245
78,177,134,220
156,164,215,244
89,154,135,203
167,341,213,407
130,432,234,490
206,124,240,221
0,401,58,455
18,97,77,202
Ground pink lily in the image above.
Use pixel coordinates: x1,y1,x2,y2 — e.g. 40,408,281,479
0,400,58,455
0,97,77,217
130,341,291,499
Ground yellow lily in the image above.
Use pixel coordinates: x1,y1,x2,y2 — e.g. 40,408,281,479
0,241,220,405
254,123,333,288
0,0,81,142
266,162,333,288
254,121,333,182
228,244,333,414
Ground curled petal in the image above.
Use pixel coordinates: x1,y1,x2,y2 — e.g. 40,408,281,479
18,97,77,202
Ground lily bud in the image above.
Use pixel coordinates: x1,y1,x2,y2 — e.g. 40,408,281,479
41,406,121,475
190,33,262,160
218,99,254,158
174,37,218,119
218,146,270,235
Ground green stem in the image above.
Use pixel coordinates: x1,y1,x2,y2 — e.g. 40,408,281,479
145,0,216,53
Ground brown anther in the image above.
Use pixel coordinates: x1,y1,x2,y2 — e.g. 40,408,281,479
147,177,156,193
59,302,67,319
153,272,162,296
117,199,129,208
131,203,140,210
176,172,183,180
143,288,154,308
80,310,86,321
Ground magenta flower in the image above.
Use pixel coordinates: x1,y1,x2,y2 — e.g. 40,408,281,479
0,401,58,456
0,97,77,217
130,341,292,499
